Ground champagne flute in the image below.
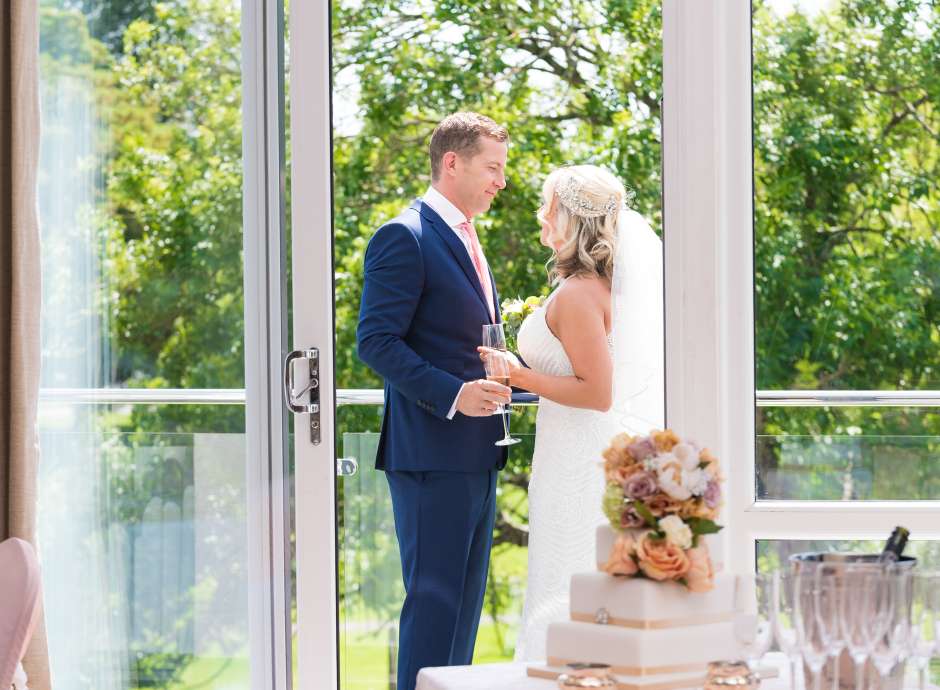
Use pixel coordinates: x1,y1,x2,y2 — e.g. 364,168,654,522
481,324,521,447
734,572,775,672
841,565,885,690
815,565,846,690
795,570,829,690
909,572,940,690
870,566,909,690
773,571,804,690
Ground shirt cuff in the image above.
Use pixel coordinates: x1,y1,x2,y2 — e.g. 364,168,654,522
446,383,466,420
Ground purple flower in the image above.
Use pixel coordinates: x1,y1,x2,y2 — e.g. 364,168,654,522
704,480,722,508
623,471,658,500
620,506,646,529
627,438,656,461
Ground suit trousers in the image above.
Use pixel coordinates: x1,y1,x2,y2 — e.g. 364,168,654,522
385,469,498,690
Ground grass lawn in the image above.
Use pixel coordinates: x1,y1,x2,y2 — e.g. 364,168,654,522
338,617,518,690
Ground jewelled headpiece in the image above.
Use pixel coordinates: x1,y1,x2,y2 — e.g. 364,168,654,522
555,175,622,218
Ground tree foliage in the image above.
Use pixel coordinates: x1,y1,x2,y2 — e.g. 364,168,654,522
39,0,940,662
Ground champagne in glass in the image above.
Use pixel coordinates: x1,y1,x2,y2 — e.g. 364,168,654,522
481,324,521,447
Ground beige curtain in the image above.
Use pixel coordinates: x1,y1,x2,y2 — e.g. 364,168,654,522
0,1,51,688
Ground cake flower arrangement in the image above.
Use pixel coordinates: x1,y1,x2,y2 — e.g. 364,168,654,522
601,429,723,592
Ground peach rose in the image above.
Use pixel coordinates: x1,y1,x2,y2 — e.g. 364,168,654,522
635,532,690,581
685,545,715,592
651,429,680,452
603,432,634,461
646,492,682,517
700,448,720,475
678,497,718,520
607,462,646,485
603,533,639,576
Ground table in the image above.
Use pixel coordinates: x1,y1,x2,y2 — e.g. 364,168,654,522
417,655,792,690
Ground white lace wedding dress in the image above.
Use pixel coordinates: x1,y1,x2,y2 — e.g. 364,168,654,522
512,289,635,662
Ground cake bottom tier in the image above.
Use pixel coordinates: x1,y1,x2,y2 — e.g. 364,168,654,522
545,620,737,675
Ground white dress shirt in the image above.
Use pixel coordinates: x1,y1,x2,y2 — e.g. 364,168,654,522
421,186,493,420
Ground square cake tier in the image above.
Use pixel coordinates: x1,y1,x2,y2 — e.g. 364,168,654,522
545,619,737,676
570,571,737,627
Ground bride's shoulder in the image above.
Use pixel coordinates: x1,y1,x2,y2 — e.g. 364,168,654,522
555,275,610,305
551,275,610,320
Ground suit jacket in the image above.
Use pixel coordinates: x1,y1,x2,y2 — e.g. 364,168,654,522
357,199,508,472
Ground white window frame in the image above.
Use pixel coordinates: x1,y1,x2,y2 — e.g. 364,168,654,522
662,0,940,576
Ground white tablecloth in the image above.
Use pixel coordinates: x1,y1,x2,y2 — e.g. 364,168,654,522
417,655,792,690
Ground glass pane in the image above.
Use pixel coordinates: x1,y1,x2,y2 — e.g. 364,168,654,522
757,406,940,500
39,0,245,395
36,418,250,689
332,2,663,684
38,0,251,686
753,0,940,393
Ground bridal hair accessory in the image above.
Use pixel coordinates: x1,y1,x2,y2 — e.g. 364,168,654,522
600,429,724,591
555,174,622,218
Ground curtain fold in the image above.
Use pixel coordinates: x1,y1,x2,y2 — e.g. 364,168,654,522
1,2,51,689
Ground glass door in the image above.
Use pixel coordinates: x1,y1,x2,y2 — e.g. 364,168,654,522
35,1,293,689
290,3,667,690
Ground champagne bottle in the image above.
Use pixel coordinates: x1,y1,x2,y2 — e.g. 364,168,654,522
878,526,910,563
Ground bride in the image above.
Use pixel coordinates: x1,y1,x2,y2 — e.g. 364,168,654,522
485,165,665,661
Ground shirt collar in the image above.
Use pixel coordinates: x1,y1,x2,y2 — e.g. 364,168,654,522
423,185,469,228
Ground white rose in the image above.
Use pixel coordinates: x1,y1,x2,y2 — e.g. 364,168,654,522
652,452,678,471
658,515,693,550
672,443,700,471
682,467,711,497
657,465,692,500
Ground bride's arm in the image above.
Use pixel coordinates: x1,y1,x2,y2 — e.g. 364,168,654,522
512,278,613,412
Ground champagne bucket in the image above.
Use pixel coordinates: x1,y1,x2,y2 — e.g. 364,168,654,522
789,553,916,690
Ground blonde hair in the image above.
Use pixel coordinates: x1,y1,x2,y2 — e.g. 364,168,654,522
539,165,627,284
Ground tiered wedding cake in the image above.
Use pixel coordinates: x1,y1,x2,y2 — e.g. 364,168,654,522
527,430,738,690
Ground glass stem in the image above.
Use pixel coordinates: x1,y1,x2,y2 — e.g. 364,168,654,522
500,403,511,438
832,653,840,690
854,660,865,690
919,665,926,690
789,656,798,690
814,669,823,690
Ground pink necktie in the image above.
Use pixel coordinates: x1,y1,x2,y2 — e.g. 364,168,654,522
457,220,495,322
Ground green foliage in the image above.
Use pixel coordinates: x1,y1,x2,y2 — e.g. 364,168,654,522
751,0,940,498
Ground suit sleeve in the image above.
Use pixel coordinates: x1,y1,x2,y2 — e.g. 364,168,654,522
357,222,464,420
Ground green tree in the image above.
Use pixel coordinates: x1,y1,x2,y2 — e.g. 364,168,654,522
752,0,940,500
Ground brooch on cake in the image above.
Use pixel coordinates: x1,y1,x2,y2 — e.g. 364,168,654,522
600,429,724,592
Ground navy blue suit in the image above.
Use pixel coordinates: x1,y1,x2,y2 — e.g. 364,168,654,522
357,199,507,690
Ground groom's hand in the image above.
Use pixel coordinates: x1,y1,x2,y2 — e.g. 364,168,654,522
456,380,512,417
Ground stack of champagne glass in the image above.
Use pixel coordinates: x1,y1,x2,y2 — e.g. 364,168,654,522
735,529,940,690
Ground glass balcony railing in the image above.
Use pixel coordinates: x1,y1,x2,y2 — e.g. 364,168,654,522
35,388,940,690
36,424,251,690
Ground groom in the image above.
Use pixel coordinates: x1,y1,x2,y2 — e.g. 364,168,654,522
357,112,513,690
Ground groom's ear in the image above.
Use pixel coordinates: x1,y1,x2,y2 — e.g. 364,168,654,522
441,151,459,178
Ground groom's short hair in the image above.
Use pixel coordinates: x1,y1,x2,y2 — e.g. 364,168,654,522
429,112,509,182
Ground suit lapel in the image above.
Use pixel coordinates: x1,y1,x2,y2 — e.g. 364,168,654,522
414,200,495,323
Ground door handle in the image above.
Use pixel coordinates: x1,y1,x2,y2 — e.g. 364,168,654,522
283,348,321,444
